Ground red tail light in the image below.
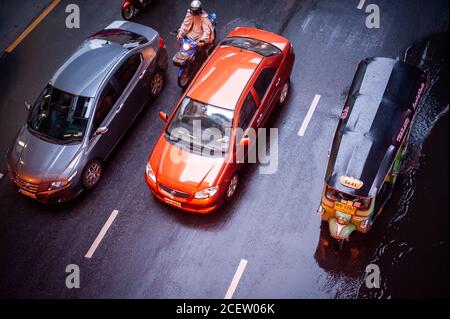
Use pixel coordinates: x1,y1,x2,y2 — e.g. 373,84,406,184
159,37,166,48
122,1,131,10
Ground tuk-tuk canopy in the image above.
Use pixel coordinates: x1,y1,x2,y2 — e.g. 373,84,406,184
325,57,427,198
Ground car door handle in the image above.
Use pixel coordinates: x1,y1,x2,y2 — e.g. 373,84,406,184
139,70,147,79
275,77,281,87
116,103,124,114
257,113,264,124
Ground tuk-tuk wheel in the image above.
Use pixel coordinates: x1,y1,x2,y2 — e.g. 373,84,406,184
338,239,345,251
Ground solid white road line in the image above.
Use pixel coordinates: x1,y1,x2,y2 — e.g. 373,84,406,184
298,94,321,137
85,210,119,259
224,259,248,299
357,0,366,10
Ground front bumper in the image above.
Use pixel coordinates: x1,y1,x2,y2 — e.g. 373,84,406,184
145,174,223,214
9,173,83,204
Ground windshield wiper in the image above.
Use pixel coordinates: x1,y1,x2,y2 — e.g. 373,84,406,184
27,124,65,144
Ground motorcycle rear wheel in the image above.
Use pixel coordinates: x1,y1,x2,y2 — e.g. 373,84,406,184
178,68,191,89
122,7,136,20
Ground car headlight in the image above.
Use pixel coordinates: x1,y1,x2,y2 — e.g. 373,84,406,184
195,186,219,199
146,163,156,183
48,180,69,191
48,171,77,191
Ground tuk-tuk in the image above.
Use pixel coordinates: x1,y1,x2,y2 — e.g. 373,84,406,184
317,57,427,246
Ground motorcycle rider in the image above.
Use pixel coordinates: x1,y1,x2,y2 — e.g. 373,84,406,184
177,1,214,50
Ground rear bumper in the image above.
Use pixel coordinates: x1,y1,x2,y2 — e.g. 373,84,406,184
145,175,222,214
328,218,356,240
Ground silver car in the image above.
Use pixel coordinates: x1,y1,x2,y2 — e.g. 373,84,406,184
6,21,168,203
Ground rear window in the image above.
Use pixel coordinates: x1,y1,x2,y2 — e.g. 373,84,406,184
89,29,147,50
221,37,281,57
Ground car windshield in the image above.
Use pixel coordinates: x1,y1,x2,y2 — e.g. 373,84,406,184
165,97,234,156
221,36,281,57
27,85,93,144
325,186,371,210
88,29,147,49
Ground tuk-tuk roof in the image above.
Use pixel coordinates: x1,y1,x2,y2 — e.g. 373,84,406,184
325,57,427,197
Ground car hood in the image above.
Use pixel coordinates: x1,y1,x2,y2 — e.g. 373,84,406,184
8,126,82,182
150,137,225,193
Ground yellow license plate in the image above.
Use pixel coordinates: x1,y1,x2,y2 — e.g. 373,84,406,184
164,198,182,208
334,201,357,215
19,188,37,199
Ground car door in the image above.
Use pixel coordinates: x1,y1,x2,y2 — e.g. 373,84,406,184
112,52,148,130
87,81,123,160
235,90,259,163
253,55,283,126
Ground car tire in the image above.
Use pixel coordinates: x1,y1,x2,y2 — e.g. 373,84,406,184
149,71,165,98
224,174,239,201
279,79,290,106
82,160,103,190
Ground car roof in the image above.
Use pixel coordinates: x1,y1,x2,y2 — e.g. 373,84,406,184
50,42,127,97
50,21,159,98
325,57,427,197
187,46,263,109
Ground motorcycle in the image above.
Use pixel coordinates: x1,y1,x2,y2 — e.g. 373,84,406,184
172,12,217,89
121,0,152,20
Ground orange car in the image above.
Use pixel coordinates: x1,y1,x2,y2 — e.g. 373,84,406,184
145,27,295,213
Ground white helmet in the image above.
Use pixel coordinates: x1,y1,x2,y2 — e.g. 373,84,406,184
190,0,202,15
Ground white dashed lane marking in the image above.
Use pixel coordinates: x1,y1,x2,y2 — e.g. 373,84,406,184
224,259,248,299
85,210,119,259
298,94,321,137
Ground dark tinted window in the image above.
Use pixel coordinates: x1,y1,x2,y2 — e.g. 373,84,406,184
238,93,257,130
89,29,147,50
221,37,281,57
254,68,277,101
93,83,118,133
27,85,92,144
114,54,142,92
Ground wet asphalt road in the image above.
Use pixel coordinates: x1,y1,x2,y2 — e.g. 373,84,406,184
0,0,448,298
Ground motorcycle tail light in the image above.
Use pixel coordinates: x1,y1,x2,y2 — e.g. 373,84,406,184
159,37,166,48
122,1,131,10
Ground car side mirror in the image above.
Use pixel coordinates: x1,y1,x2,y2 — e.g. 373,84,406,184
240,137,250,147
24,101,32,111
159,111,168,122
95,127,108,136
